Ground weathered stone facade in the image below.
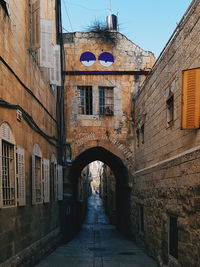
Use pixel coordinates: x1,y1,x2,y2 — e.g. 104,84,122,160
63,31,155,172
63,30,155,235
0,1,64,265
100,164,116,224
133,1,200,266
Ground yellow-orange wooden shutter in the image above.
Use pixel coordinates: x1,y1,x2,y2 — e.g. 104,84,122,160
182,68,200,129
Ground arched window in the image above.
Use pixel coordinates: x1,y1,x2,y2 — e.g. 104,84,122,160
0,122,16,207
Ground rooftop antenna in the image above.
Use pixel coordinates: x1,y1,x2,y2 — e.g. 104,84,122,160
107,0,118,31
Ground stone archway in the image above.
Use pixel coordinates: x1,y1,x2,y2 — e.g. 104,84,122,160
63,146,132,240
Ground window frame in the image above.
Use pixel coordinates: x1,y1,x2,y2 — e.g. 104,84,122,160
99,87,114,116
78,86,93,115
0,122,17,208
166,93,174,127
1,140,16,207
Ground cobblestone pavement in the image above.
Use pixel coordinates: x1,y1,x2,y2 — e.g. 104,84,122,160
36,194,157,267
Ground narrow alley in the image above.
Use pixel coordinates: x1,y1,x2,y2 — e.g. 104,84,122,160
36,194,157,267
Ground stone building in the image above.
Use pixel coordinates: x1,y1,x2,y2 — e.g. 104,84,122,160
0,0,64,265
63,23,155,235
89,160,103,193
132,0,200,266
99,163,116,224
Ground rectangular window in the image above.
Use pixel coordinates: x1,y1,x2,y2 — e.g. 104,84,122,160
99,87,114,115
78,86,93,115
141,124,144,144
2,141,16,207
182,68,200,129
169,215,178,259
166,94,174,126
139,205,144,233
136,129,140,147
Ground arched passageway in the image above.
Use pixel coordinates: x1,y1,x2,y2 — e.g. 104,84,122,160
62,146,132,241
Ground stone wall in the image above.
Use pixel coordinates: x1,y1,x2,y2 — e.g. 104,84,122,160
0,1,62,265
133,1,200,266
63,31,155,174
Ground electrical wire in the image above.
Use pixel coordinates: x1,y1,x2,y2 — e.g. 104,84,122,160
65,1,107,12
0,99,58,147
0,56,57,123
62,0,74,32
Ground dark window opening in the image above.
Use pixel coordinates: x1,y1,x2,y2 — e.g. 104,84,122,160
136,129,140,147
99,87,114,116
167,94,174,126
169,215,178,259
141,124,144,144
78,86,93,115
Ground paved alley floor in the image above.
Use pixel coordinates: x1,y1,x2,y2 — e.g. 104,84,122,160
36,194,157,267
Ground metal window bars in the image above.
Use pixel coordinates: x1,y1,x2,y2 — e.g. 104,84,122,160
2,141,15,206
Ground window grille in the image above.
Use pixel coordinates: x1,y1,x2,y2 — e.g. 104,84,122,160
78,86,93,115
99,87,114,115
2,141,15,206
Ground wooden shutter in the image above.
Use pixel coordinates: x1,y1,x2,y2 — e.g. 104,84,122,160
16,146,26,206
0,139,2,208
182,69,200,129
54,163,58,201
40,19,53,68
32,154,36,204
43,158,50,203
31,0,40,50
50,44,61,86
57,165,63,201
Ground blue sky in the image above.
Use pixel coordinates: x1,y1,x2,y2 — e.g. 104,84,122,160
61,0,192,58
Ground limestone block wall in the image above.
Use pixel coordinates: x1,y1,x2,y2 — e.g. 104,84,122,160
64,31,155,172
0,1,62,265
133,1,200,266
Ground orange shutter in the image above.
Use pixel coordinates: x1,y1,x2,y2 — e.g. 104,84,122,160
182,68,200,129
